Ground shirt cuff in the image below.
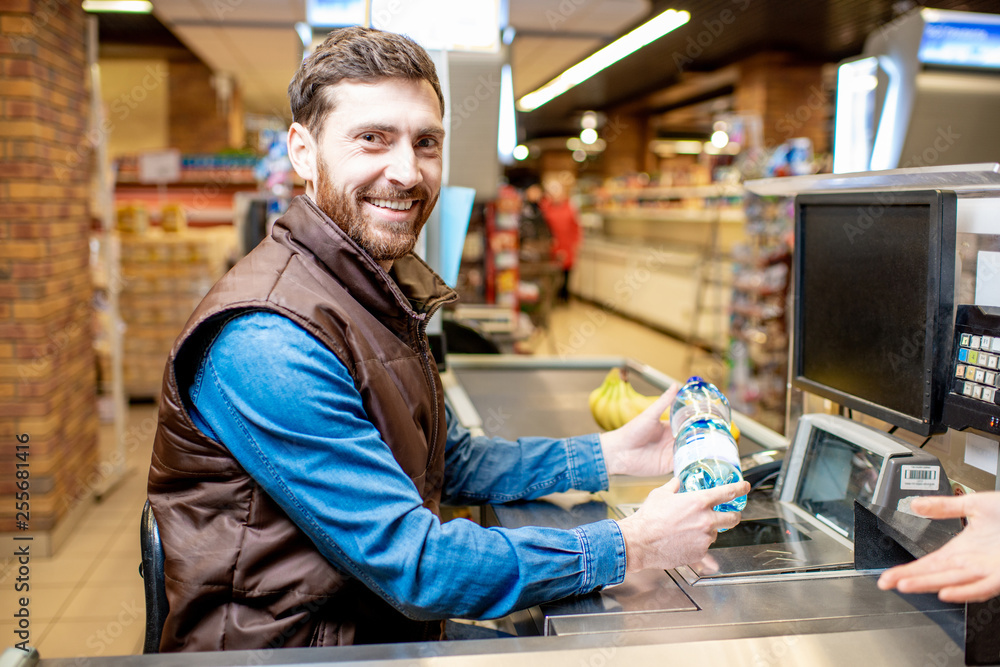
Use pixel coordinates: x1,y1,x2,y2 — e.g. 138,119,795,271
565,433,610,492
574,519,627,593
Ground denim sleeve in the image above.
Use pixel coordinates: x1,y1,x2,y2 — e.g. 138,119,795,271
442,403,610,505
187,311,626,621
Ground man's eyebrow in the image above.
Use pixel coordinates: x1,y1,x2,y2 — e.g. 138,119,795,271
420,127,446,139
348,123,445,139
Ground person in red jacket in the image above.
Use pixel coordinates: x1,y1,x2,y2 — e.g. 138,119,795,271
539,179,581,303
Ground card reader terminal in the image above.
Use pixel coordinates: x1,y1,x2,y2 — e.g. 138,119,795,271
944,304,1000,434
777,414,952,540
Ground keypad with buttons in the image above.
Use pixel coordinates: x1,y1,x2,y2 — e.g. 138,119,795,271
954,331,1000,405
943,306,1000,435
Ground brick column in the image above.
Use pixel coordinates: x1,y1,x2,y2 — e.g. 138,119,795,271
0,0,98,552
736,52,831,154
169,59,244,153
599,111,651,178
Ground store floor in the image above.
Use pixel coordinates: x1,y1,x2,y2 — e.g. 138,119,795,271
16,298,713,659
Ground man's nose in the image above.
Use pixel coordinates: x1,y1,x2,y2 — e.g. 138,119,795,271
384,145,422,189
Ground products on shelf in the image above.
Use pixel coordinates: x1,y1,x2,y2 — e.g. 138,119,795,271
727,193,794,434
161,203,187,233
485,186,521,310
118,228,236,398
116,203,149,234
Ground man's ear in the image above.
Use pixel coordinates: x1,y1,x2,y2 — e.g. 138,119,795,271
287,122,317,184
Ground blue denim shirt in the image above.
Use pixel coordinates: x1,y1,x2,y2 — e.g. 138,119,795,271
186,311,626,620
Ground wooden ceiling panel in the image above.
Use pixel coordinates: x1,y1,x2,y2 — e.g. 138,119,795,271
97,0,1000,138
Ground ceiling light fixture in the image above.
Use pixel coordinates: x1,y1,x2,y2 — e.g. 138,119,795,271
82,0,154,12
516,8,690,112
710,130,729,148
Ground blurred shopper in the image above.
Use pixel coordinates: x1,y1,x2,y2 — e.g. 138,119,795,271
539,179,581,302
518,181,551,257
878,491,1000,603
147,26,748,653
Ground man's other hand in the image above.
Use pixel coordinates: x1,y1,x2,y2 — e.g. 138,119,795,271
600,383,679,477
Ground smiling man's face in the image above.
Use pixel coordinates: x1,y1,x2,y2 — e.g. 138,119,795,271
311,77,444,262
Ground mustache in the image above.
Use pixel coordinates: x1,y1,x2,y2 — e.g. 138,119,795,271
357,185,431,202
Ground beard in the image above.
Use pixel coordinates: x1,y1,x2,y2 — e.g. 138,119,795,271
313,160,438,262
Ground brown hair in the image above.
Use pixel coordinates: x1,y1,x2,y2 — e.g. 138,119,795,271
288,26,445,138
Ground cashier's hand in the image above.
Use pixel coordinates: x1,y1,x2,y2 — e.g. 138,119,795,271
877,492,1000,603
617,477,749,573
600,384,679,477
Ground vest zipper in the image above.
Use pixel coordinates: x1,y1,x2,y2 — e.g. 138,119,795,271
414,315,440,478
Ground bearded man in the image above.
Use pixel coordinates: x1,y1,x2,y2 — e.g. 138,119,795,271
147,26,747,653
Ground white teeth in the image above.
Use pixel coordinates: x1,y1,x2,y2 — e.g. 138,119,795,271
368,198,414,211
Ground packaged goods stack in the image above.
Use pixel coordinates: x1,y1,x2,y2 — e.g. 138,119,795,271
117,215,236,399
727,193,794,434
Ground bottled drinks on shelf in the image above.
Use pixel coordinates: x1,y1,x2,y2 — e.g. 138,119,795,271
671,376,747,513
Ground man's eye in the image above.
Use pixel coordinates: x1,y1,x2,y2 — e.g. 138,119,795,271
418,138,438,148
361,133,377,142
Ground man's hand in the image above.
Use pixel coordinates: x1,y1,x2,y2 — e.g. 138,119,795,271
599,384,679,477
877,491,1000,603
617,478,750,573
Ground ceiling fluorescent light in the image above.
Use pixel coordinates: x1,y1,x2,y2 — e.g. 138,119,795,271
517,8,690,112
83,1,153,12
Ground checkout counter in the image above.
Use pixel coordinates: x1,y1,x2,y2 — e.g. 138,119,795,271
14,354,976,667
447,355,970,662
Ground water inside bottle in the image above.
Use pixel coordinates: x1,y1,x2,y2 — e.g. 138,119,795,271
677,458,748,512
670,376,732,436
673,417,747,516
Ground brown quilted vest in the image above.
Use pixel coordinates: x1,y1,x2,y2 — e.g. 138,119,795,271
147,195,458,652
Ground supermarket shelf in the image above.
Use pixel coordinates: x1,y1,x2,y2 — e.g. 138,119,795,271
612,183,746,200
115,177,258,187
600,208,746,224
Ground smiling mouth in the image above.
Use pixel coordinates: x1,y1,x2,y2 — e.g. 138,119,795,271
366,198,415,211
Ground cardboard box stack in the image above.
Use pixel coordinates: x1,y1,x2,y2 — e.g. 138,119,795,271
118,226,235,399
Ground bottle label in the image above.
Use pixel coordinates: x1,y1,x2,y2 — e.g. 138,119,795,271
673,430,740,476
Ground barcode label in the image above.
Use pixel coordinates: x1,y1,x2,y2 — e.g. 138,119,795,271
900,465,940,491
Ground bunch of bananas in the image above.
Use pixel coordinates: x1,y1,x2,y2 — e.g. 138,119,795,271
588,368,661,431
587,368,743,440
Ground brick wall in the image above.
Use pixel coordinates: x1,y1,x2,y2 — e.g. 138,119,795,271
0,0,98,537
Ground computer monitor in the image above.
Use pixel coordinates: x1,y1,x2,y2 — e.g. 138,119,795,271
792,189,957,436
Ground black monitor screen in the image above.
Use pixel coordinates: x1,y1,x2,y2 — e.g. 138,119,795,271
793,190,956,435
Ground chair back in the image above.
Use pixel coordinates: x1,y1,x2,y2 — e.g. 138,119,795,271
140,500,168,654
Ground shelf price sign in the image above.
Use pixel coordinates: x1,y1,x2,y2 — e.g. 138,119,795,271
138,149,181,184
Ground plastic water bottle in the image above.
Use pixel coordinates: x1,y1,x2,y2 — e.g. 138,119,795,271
670,377,747,513
669,376,732,436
